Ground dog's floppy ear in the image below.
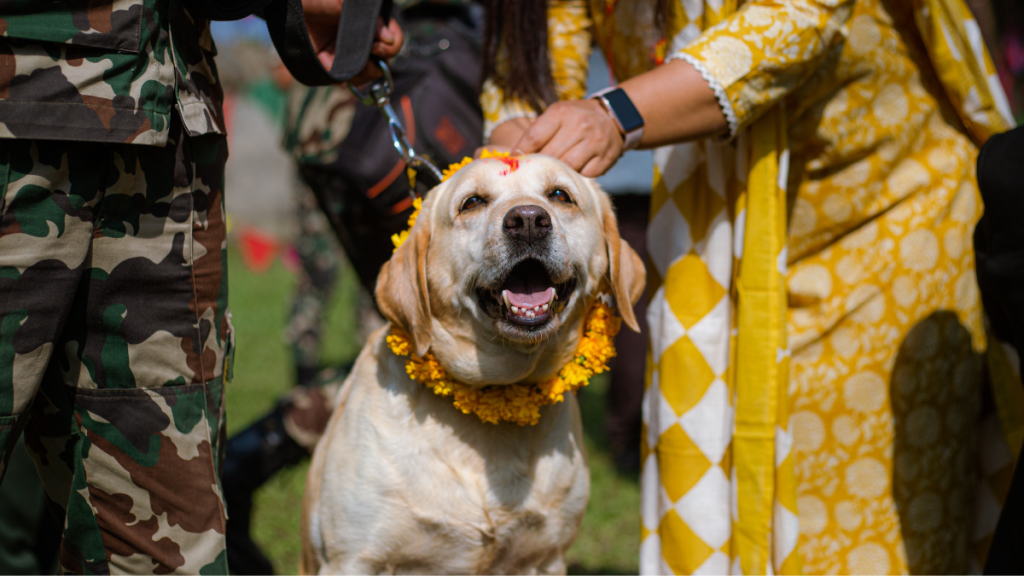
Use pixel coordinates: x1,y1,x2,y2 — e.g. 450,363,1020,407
375,213,433,356
599,193,646,333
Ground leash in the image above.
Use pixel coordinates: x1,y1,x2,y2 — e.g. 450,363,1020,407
349,59,444,200
265,0,396,86
260,0,443,201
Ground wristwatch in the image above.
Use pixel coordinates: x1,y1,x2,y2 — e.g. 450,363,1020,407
590,87,645,150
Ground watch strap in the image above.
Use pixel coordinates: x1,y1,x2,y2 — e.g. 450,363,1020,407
590,87,645,150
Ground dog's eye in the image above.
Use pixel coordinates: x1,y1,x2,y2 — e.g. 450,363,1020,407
548,188,573,204
461,195,486,212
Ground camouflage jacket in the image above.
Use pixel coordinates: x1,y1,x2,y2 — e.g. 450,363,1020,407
0,0,224,146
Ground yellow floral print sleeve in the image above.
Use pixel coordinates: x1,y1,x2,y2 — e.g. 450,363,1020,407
672,0,854,137
480,0,593,138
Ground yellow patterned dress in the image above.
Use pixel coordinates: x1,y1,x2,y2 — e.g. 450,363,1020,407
483,0,1017,574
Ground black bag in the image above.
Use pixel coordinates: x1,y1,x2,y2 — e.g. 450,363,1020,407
299,3,484,293
976,125,1024,575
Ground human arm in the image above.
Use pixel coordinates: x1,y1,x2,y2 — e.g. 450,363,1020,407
514,0,855,175
507,59,725,175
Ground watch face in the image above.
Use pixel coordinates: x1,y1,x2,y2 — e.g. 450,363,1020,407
604,88,645,133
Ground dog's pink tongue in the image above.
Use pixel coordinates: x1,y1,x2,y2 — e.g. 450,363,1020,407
506,286,555,308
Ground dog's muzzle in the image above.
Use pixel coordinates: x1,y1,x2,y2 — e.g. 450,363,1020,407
476,205,576,332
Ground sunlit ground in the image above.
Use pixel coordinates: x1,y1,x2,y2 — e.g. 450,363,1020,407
225,244,641,574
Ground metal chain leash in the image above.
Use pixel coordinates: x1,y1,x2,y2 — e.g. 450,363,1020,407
349,59,444,199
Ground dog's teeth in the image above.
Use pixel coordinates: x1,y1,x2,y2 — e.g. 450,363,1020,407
542,303,549,312
511,305,519,313
533,306,540,312
527,310,535,318
502,290,511,309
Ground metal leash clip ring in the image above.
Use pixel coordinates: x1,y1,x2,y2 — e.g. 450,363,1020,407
349,59,444,199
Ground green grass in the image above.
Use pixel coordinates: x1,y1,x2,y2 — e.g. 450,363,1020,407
225,244,640,574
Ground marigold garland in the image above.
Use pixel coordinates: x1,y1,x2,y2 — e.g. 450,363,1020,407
391,150,515,251
386,301,621,426
387,148,615,426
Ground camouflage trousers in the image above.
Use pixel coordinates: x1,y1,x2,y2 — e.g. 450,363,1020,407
0,117,232,574
285,178,341,385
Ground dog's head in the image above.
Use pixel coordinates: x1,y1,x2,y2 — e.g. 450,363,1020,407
375,155,645,385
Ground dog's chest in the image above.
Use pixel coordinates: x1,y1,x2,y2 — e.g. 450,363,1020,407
314,350,591,574
395,423,590,574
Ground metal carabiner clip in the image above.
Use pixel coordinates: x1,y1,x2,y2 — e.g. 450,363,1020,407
349,57,395,109
349,59,443,198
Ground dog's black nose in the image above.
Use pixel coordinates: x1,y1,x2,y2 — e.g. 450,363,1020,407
503,205,551,244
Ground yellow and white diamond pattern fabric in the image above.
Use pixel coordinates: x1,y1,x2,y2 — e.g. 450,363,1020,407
642,0,805,572
642,112,801,575
642,138,737,576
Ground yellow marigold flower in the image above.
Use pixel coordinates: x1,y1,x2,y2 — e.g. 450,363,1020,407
541,377,568,400
392,198,424,251
441,157,474,182
391,230,409,251
431,381,454,396
408,362,434,383
386,332,411,356
479,149,512,159
560,363,590,390
576,338,600,358
408,197,422,226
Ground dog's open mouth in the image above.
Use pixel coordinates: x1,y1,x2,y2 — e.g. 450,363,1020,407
478,259,575,328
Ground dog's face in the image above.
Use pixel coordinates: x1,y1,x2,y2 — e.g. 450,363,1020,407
376,155,645,385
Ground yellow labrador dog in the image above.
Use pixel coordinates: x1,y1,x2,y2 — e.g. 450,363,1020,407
300,154,645,574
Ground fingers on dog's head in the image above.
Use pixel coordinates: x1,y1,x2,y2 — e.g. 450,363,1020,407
596,189,646,333
376,210,433,356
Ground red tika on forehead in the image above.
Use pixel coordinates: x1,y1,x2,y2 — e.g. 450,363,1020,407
497,156,519,176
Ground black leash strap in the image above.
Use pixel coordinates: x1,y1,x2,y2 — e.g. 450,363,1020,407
265,0,394,86
183,0,392,86
181,0,277,21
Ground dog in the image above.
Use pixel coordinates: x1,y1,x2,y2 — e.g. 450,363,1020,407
300,154,645,574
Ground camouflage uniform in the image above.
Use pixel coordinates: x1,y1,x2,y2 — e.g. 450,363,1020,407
279,83,384,432
280,82,356,392
285,176,343,386
0,2,232,574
